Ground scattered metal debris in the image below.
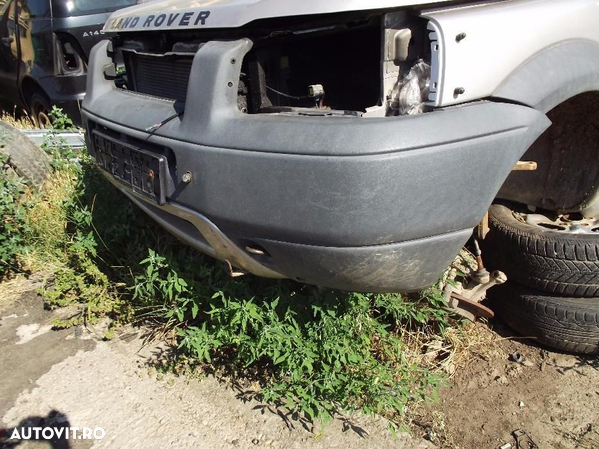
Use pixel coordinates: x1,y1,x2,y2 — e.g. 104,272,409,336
510,352,524,364
513,429,539,449
498,429,539,449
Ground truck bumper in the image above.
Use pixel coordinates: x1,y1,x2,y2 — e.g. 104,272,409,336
82,40,550,292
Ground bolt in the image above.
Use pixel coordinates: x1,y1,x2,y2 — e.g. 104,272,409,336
182,171,193,183
456,32,467,42
227,82,234,88
454,87,466,96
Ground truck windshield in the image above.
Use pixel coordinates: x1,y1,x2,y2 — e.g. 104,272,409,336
51,0,139,17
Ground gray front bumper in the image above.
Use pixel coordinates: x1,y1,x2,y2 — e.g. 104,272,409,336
82,39,550,292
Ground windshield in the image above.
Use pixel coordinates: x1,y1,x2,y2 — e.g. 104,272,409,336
52,0,139,18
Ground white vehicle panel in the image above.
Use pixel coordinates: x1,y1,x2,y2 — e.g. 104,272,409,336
104,0,453,32
423,0,599,107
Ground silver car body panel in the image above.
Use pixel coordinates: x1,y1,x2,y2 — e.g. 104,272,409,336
423,0,599,106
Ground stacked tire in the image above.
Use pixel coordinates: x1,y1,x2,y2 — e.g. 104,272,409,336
484,202,599,355
0,120,52,186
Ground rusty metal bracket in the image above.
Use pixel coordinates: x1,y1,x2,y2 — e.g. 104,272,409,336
443,237,507,321
449,292,495,321
445,269,506,321
467,270,507,303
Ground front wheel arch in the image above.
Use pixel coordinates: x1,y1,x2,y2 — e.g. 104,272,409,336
496,91,599,216
492,40,599,114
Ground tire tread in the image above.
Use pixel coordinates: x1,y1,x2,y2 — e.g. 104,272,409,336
485,204,599,297
490,283,599,354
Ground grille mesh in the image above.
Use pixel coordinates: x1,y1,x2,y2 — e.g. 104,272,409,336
128,53,193,103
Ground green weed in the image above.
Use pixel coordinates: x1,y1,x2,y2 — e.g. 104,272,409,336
48,106,76,131
132,251,450,427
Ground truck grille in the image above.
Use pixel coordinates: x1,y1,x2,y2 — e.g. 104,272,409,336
126,53,193,103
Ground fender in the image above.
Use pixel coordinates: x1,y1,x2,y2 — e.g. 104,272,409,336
423,0,599,109
493,41,599,113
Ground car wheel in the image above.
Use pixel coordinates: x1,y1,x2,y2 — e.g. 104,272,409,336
489,282,599,355
484,202,599,297
0,120,52,186
29,92,53,128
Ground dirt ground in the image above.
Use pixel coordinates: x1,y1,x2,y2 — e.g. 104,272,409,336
1,279,598,449
413,321,599,449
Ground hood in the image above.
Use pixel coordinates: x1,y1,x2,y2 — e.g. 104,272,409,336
104,0,452,32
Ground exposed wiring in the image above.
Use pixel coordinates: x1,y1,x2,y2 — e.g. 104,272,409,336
145,111,184,136
266,85,312,100
267,85,326,108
